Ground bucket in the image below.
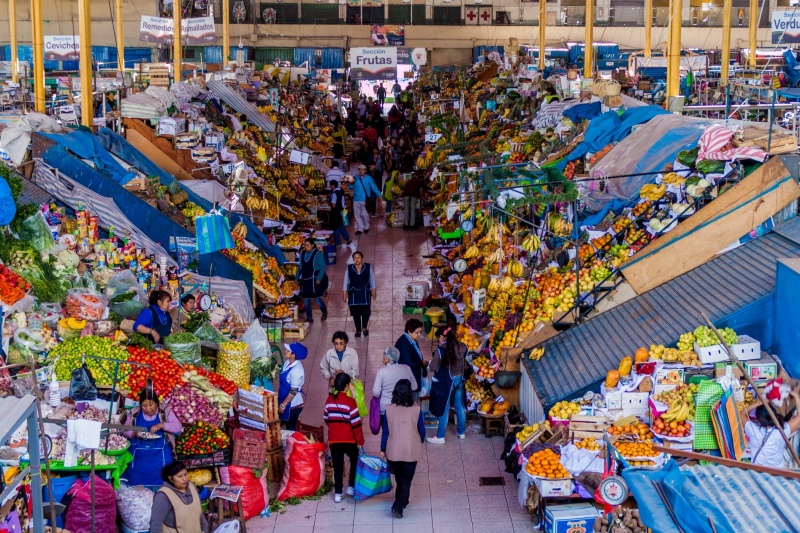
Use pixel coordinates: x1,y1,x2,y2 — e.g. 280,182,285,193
323,245,337,265
425,307,445,335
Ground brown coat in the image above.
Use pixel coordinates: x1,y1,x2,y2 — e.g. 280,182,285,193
385,404,424,463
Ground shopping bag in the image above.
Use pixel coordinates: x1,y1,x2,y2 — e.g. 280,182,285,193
195,213,235,254
353,454,392,500
341,208,350,227
347,379,369,418
369,397,381,435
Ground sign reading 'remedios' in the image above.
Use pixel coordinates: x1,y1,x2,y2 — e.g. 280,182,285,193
349,47,397,80
140,15,216,45
44,36,80,61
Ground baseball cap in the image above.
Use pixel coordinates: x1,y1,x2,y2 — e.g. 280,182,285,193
358,164,367,170
284,342,308,360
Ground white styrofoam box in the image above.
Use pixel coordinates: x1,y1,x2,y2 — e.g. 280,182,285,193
622,408,650,423
606,390,622,410
621,392,649,410
157,117,187,136
405,281,430,301
694,342,729,365
533,475,574,498
732,335,761,361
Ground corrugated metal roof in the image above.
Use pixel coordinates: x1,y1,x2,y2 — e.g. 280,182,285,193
206,80,276,133
524,216,800,406
18,176,53,206
680,464,800,532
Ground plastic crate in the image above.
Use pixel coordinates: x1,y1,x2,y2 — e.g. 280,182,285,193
232,429,269,469
176,448,232,468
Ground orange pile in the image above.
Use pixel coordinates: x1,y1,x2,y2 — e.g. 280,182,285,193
614,441,659,458
524,449,570,479
608,422,653,440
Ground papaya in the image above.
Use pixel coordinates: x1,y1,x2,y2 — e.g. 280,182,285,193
635,347,649,363
473,275,482,291
618,356,633,376
606,369,620,389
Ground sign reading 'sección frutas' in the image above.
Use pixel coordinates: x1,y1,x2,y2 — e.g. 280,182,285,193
140,16,216,44
44,36,80,61
349,47,397,80
772,9,800,44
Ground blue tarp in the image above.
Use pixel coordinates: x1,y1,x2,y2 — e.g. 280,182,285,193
0,175,15,225
41,130,136,185
562,102,602,125
39,138,253,294
95,128,286,264
556,106,670,171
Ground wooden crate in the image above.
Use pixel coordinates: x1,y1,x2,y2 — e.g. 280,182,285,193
283,322,309,340
237,388,280,423
267,448,285,482
148,67,170,88
266,420,282,450
568,415,610,441
123,177,148,192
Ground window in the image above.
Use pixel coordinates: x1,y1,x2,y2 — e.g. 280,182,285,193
433,6,461,24
301,3,340,24
259,2,299,23
388,5,426,24
346,6,384,24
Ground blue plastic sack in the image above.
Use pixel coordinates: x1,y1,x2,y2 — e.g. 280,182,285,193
353,454,392,500
195,213,235,254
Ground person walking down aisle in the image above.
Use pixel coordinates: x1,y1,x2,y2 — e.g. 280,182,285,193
427,327,468,444
343,251,376,337
150,462,209,533
373,347,417,425
395,319,427,400
329,180,352,247
320,331,360,392
351,164,382,235
278,342,308,431
376,82,387,109
402,172,422,230
324,373,365,503
296,238,329,323
381,379,426,519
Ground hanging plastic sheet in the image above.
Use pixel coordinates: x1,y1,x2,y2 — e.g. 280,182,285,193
41,130,136,185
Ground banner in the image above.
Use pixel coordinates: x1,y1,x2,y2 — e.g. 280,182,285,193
44,36,79,61
397,47,427,66
350,47,397,80
772,9,800,44
370,25,405,46
139,16,216,44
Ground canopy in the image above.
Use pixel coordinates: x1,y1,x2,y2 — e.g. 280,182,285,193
42,129,136,185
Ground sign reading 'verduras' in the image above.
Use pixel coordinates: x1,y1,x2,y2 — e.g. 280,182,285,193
772,8,800,44
44,36,80,61
349,47,397,80
139,15,216,45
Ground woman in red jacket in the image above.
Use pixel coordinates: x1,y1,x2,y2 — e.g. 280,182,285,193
323,373,365,502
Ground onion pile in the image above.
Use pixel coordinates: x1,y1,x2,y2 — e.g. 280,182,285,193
166,384,223,426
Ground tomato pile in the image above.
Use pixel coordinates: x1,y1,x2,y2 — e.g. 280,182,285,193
0,264,30,305
176,422,230,455
186,365,238,396
122,347,183,398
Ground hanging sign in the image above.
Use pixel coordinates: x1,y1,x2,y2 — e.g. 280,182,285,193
349,47,397,80
44,36,80,61
139,16,216,44
772,9,800,43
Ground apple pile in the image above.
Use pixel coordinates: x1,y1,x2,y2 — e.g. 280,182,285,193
652,417,692,438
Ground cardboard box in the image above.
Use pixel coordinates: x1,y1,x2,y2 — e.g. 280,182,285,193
534,475,574,498
123,177,148,192
744,353,778,385
715,363,743,378
157,117,187,136
732,335,761,361
638,81,651,91
603,94,622,108
544,502,600,533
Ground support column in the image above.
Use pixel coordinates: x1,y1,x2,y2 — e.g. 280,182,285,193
116,0,124,75
79,0,93,126
748,0,757,68
174,0,182,82
223,0,230,67
584,0,593,79
31,0,45,112
538,0,545,71
9,0,17,83
721,0,732,81
644,0,652,58
667,0,681,98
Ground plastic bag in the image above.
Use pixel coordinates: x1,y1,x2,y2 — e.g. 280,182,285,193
104,270,147,319
70,363,98,401
18,212,53,252
164,333,201,365
64,475,117,533
227,465,269,520
39,302,63,328
354,454,392,500
65,288,108,321
194,320,227,344
13,328,45,353
277,432,326,501
369,397,381,435
347,378,369,418
241,320,269,360
116,484,155,531
214,522,241,533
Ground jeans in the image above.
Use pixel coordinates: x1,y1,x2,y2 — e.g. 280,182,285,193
403,196,416,227
387,460,417,512
354,201,370,232
332,223,351,246
436,376,466,439
285,406,303,431
304,297,328,318
330,443,359,494
385,200,392,214
349,304,371,332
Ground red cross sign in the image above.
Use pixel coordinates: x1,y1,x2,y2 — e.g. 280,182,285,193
466,10,477,21
480,10,491,21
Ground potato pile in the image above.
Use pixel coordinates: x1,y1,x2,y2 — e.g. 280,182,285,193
593,508,647,533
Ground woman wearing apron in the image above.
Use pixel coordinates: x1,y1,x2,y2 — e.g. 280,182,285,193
296,238,329,323
122,384,182,487
342,251,376,338
150,461,209,533
133,290,173,344
278,342,308,431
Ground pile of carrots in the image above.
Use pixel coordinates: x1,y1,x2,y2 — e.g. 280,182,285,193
0,264,30,305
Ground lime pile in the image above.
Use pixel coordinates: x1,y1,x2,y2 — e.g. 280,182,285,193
52,337,129,385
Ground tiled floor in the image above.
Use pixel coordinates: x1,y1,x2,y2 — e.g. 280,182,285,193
247,219,534,533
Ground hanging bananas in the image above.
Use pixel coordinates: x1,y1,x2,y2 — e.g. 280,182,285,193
640,183,667,201
507,259,524,279
232,222,248,239
549,217,573,237
464,245,481,259
485,247,504,265
521,234,541,253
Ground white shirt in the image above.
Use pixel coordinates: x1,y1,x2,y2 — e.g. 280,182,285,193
745,420,791,467
282,360,305,408
327,167,345,185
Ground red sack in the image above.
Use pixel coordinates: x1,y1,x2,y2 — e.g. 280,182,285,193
225,465,268,521
64,475,117,533
277,432,326,501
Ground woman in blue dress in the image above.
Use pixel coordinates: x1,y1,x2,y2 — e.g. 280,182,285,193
342,251,376,338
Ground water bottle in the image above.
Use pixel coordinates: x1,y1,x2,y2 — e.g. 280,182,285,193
48,373,61,407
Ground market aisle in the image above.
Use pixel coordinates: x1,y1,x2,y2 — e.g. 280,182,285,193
246,221,533,533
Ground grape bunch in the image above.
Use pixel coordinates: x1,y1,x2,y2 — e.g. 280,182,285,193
504,312,522,332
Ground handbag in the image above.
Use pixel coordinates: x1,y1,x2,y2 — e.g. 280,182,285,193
369,397,382,435
347,378,369,418
353,453,392,500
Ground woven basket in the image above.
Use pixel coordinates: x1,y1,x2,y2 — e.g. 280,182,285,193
232,429,268,469
592,79,621,97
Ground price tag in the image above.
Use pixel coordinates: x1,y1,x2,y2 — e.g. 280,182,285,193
425,133,442,144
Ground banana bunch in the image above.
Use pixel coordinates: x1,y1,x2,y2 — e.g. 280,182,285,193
661,400,691,423
485,247,504,265
464,245,481,259
640,183,667,201
549,217,573,237
507,259,524,278
487,277,502,293
521,234,541,253
662,172,686,185
461,207,473,220
257,146,268,162
245,196,272,211
528,346,545,361
416,149,434,169
232,222,248,239
488,293,509,318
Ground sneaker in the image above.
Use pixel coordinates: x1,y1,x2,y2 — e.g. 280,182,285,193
458,433,466,439
355,231,363,235
392,508,403,519
355,331,362,338
346,487,355,496
427,436,445,444
346,239,352,245
364,229,369,234
334,493,343,503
